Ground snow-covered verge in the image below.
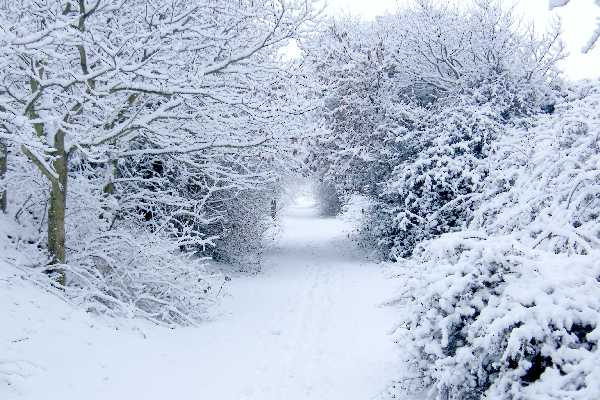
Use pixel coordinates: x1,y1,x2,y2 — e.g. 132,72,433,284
388,82,600,399
0,255,222,399
0,258,143,395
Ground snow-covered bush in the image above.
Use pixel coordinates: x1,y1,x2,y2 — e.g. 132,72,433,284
472,82,600,255
61,230,215,326
376,100,502,259
390,81,600,399
211,188,278,272
392,235,600,400
0,148,216,327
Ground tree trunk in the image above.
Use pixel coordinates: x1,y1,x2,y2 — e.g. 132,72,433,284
47,131,67,284
0,140,6,213
23,71,67,283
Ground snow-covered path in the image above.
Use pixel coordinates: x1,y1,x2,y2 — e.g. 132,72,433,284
2,199,399,400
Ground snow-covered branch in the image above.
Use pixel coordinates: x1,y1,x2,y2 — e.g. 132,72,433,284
550,0,600,53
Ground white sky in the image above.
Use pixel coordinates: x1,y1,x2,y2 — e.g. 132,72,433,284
325,0,600,80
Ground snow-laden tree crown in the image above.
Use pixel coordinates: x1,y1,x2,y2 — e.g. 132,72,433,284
0,0,319,325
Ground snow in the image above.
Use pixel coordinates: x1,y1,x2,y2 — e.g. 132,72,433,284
549,0,600,53
1,195,401,400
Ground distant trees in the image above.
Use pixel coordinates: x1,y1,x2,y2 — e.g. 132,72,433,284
314,181,342,217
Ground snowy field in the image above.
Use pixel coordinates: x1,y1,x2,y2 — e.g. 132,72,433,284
1,197,400,400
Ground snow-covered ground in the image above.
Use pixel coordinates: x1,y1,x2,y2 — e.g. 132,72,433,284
1,196,400,400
